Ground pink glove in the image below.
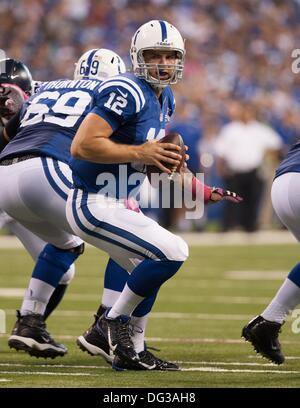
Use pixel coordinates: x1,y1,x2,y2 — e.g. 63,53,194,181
210,187,243,203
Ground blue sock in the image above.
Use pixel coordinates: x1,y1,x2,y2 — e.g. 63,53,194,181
133,289,158,317
32,244,81,287
288,263,300,287
104,258,158,316
127,259,183,297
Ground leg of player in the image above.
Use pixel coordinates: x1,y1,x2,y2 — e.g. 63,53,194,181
77,259,179,370
6,217,75,320
242,172,300,364
8,242,84,358
67,189,188,370
0,157,84,358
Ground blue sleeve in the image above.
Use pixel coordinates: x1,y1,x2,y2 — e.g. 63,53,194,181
91,83,138,131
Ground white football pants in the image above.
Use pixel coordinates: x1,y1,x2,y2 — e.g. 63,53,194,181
0,157,82,250
272,172,300,241
66,188,189,273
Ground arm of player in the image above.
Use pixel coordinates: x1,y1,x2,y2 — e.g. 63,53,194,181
179,167,243,204
0,127,10,152
0,109,22,152
71,112,183,174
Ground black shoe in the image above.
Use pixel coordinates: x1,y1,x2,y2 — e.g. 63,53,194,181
242,315,284,365
8,311,67,359
112,349,180,371
77,310,113,364
97,312,140,366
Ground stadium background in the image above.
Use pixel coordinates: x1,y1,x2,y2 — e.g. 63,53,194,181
1,0,300,389
2,0,300,231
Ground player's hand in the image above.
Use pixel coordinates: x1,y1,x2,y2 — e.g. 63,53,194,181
0,84,28,120
137,140,182,173
209,187,243,204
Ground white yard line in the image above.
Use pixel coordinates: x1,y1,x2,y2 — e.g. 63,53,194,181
3,309,253,320
226,271,287,280
0,379,11,382
0,230,297,248
0,365,296,375
0,363,108,369
0,370,97,377
0,290,271,304
0,361,278,369
181,367,300,373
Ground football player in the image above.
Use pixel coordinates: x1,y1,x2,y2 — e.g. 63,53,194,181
67,20,242,371
0,58,75,321
0,53,178,366
242,134,300,365
0,50,126,358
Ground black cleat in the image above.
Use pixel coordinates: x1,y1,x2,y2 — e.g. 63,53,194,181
77,310,113,364
112,349,180,371
97,311,141,366
242,315,284,365
8,311,67,359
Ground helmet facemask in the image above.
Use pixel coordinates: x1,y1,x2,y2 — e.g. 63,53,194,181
134,48,184,88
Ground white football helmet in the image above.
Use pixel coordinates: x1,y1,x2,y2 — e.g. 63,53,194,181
74,48,126,80
130,20,185,88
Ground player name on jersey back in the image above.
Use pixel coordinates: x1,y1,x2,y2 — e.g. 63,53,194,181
0,78,102,164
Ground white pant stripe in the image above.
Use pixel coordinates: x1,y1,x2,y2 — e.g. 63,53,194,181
74,190,159,260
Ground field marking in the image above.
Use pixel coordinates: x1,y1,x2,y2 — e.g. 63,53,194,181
0,361,278,369
0,231,296,248
1,333,297,346
4,309,253,320
0,366,297,376
226,271,287,280
181,367,300,374
0,289,272,304
248,355,300,360
0,361,296,376
0,288,25,297
177,361,277,367
0,370,97,377
0,379,11,382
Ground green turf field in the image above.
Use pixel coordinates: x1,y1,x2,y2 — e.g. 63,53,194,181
1,244,300,388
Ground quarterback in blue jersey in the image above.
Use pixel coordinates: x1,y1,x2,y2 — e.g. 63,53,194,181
0,49,126,358
242,139,300,365
68,20,242,371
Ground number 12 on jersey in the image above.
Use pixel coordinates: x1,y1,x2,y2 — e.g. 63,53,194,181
104,92,128,115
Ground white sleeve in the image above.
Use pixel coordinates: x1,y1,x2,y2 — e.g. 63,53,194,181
214,127,230,158
261,124,283,150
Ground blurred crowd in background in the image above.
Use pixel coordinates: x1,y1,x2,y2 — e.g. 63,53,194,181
1,0,300,232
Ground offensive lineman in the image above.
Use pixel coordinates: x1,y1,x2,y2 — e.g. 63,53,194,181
242,131,300,364
0,58,75,321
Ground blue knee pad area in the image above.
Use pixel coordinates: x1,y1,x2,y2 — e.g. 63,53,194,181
127,259,183,297
104,258,129,292
32,243,82,287
288,263,300,287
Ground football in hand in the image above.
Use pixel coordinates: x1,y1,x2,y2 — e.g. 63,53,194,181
146,132,186,182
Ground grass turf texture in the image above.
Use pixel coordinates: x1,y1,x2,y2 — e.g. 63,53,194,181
0,245,300,388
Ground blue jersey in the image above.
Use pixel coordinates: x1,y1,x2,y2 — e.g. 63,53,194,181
70,73,175,198
0,78,102,163
275,140,300,178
